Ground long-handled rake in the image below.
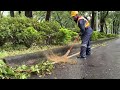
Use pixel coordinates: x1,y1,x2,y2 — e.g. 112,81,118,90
46,35,80,63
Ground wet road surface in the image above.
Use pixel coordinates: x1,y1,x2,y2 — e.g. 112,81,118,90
30,38,120,79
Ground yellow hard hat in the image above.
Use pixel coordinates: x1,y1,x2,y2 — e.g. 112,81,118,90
71,11,79,17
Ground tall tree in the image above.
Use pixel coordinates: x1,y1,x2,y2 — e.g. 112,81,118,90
91,11,95,30
0,11,4,18
25,11,32,18
95,11,99,31
18,11,21,15
45,11,51,21
51,11,75,28
10,11,14,17
107,11,120,34
100,11,109,32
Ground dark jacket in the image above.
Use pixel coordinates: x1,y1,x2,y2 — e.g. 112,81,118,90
78,19,93,36
78,19,86,34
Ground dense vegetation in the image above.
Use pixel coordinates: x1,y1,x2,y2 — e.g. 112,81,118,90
0,60,54,79
0,11,119,79
0,11,119,48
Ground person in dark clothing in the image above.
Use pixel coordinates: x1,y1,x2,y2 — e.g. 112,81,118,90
71,11,93,59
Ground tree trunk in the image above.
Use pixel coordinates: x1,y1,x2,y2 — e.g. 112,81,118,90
100,23,104,32
111,23,112,34
100,11,109,32
45,11,51,21
0,11,2,18
100,18,104,33
18,11,21,15
116,21,119,34
113,20,115,34
1,11,4,18
95,11,99,31
105,22,108,34
25,11,32,18
10,11,14,17
91,11,95,30
118,23,120,34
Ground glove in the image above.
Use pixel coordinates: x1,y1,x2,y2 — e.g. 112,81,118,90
79,33,83,37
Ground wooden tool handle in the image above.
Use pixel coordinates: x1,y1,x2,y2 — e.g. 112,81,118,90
69,35,80,51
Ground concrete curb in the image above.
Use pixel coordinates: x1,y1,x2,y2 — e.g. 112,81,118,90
3,37,116,66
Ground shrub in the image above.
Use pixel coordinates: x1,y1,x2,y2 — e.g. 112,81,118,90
0,18,11,46
70,26,80,33
98,32,106,38
1,17,117,48
7,17,39,47
0,17,40,47
18,27,40,48
106,34,116,38
56,28,78,45
91,31,117,41
91,31,108,41
36,21,61,45
0,28,10,46
91,31,100,41
0,17,62,47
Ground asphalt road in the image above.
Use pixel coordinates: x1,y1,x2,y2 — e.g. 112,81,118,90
30,38,120,79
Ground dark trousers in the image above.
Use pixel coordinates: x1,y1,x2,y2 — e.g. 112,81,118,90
80,27,93,58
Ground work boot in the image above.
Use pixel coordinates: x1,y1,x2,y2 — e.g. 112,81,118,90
80,46,87,58
86,48,91,55
77,56,86,60
77,55,86,60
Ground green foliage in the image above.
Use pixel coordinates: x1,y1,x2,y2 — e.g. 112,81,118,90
37,21,61,45
0,14,118,49
91,31,117,41
0,60,54,79
91,31,108,41
0,17,39,47
51,11,75,28
32,21,78,45
18,27,39,48
0,17,62,47
98,32,106,38
56,28,78,45
70,25,80,33
0,18,11,46
0,16,78,47
106,34,117,38
91,31,100,41
8,17,36,47
0,60,15,79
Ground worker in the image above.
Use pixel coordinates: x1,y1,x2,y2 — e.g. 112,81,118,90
71,11,93,59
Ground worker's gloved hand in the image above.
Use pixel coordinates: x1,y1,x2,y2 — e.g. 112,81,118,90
79,33,83,37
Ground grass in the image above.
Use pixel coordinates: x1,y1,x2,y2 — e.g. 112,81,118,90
0,45,63,59
95,37,114,41
0,41,81,59
0,36,118,59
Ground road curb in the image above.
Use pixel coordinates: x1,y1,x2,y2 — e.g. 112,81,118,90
3,37,116,66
